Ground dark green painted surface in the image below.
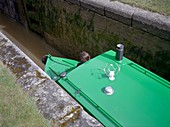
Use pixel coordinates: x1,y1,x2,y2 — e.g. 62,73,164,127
45,50,170,126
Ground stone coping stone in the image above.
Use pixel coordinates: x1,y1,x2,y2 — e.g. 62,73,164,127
80,0,110,15
133,8,170,40
105,1,136,25
66,0,170,40
0,31,103,127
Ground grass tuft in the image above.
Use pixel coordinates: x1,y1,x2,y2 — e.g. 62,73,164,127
113,0,170,15
0,62,50,127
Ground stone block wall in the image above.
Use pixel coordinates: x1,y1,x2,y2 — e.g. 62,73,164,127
36,0,170,80
0,0,27,25
0,0,19,20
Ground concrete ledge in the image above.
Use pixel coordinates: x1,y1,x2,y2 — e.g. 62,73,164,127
0,31,103,127
132,9,170,40
80,0,109,15
105,1,136,25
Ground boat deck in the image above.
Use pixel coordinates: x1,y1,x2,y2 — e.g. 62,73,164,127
57,50,170,126
45,50,170,127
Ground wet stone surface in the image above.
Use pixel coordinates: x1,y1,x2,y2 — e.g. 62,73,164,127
0,31,103,127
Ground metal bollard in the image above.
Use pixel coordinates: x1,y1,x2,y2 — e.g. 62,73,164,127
115,44,124,61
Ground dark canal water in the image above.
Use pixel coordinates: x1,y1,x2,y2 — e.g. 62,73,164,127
0,13,64,69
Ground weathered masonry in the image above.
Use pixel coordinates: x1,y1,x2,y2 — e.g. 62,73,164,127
0,31,103,127
0,0,170,81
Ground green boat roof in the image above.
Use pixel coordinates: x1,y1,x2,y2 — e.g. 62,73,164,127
46,50,170,126
45,55,79,81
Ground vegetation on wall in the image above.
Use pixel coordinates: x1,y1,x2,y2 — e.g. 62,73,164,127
38,2,123,58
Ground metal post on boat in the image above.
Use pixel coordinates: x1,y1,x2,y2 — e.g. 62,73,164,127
115,43,124,61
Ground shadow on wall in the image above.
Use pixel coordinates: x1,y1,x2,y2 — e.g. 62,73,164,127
0,0,19,21
126,46,170,81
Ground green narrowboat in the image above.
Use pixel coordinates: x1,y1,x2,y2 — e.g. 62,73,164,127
43,48,170,127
